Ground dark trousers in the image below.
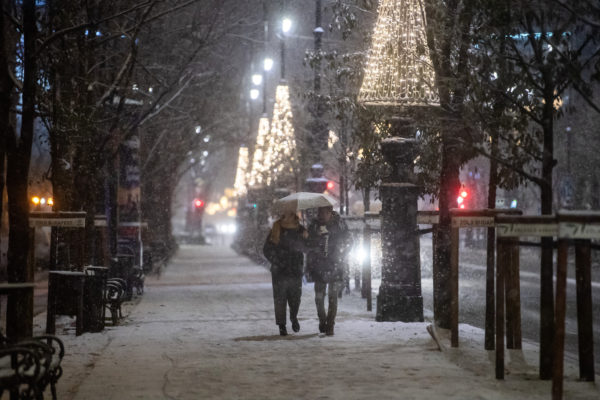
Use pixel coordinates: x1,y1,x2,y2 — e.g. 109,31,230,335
272,275,302,326
314,281,342,328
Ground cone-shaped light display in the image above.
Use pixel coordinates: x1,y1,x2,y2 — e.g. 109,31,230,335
263,84,298,186
248,116,270,187
233,146,249,196
358,0,438,106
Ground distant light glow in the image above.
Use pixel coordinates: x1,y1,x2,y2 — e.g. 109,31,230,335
282,18,292,33
352,246,367,264
250,89,260,99
32,196,40,205
327,181,334,190
252,74,263,86
195,125,202,134
263,58,274,71
217,223,237,234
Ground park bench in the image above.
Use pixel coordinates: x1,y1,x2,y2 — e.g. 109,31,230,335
104,278,126,325
0,333,64,400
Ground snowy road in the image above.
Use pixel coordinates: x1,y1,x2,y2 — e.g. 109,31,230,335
31,244,600,400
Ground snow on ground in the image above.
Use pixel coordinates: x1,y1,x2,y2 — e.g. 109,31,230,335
21,244,600,400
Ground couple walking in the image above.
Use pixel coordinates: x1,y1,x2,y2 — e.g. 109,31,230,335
263,206,351,337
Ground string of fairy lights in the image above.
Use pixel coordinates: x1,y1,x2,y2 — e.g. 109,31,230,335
358,0,439,106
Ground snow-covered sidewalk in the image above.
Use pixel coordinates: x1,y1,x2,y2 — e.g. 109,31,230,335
32,245,599,399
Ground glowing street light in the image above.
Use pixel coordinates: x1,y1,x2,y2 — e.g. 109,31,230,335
263,58,273,71
252,74,263,86
250,89,260,100
282,17,292,34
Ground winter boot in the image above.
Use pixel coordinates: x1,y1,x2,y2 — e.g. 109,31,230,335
291,318,300,333
318,320,327,333
326,323,334,336
279,324,288,336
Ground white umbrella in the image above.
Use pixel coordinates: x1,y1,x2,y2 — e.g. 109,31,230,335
272,192,337,214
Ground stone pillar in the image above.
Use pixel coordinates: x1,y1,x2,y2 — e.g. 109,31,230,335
376,117,424,322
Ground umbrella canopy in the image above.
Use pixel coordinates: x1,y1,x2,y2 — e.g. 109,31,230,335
272,192,337,215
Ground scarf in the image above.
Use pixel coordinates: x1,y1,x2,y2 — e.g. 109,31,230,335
270,215,300,245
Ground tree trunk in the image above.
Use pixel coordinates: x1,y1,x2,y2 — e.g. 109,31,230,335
0,1,14,268
433,128,461,329
485,128,499,349
363,187,370,212
6,0,37,341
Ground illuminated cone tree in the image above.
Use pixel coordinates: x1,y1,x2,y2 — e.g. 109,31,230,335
358,0,438,323
359,0,437,107
233,146,249,197
248,116,270,188
262,84,299,188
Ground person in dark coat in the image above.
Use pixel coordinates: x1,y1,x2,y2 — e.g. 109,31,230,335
263,211,308,336
306,206,351,336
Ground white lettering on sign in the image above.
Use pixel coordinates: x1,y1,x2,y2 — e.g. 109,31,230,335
451,216,495,228
496,223,558,237
558,222,600,239
29,218,85,228
417,214,439,225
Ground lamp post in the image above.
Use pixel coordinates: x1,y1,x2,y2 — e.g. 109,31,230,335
358,0,438,322
312,0,327,154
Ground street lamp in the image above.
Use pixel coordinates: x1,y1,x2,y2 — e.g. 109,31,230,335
282,17,292,34
263,58,273,71
252,74,263,86
358,0,439,323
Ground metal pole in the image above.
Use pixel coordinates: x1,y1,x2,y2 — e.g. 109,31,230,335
263,0,268,114
314,0,322,93
280,0,285,81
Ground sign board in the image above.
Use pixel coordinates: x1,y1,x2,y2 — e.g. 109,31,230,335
29,217,85,228
119,222,148,228
451,216,495,228
94,219,107,227
364,218,381,232
417,214,439,225
343,219,365,232
558,222,600,239
496,223,558,237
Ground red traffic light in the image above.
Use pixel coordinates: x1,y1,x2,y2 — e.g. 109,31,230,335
194,198,204,208
457,187,468,209
326,181,334,190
